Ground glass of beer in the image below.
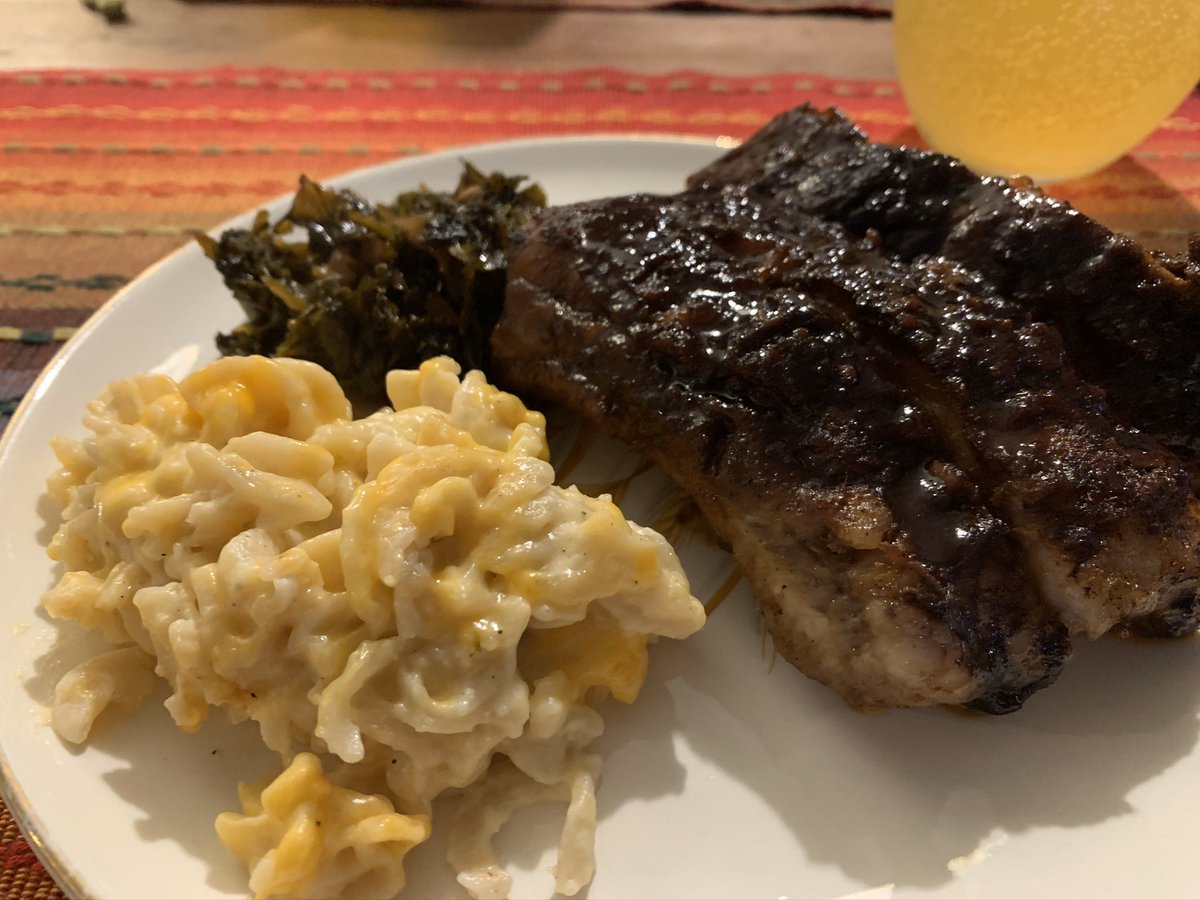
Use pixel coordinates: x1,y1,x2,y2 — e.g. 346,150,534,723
894,0,1200,181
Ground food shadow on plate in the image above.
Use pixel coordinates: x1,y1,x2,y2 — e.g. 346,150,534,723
22,621,275,895
656,585,1200,892
35,491,62,550
23,613,109,717
27,632,682,900
401,646,690,900
95,715,280,896
544,402,1200,893
24,632,686,900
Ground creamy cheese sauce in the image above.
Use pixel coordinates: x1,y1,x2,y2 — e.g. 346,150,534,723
41,354,705,899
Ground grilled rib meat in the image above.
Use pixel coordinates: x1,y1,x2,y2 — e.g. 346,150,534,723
689,105,1200,479
746,203,1200,638
493,190,1069,713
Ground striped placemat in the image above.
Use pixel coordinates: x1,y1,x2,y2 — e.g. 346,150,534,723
0,66,1197,898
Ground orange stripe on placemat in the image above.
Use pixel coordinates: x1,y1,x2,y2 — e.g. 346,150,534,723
0,178,298,199
0,68,902,98
0,67,920,145
0,102,871,130
0,65,1193,328
0,67,927,266
0,143,427,158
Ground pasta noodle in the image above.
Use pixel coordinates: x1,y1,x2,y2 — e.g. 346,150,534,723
42,354,706,899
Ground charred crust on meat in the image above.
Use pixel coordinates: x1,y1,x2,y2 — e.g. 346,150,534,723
495,191,1073,712
693,105,1200,638
493,112,1200,711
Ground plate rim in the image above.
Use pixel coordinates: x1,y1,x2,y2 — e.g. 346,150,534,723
0,131,723,900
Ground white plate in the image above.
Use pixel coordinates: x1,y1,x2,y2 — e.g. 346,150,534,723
4,136,1200,900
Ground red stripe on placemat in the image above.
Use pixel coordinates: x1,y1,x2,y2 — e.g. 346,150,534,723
1,804,53,900
0,67,919,230
1,839,40,870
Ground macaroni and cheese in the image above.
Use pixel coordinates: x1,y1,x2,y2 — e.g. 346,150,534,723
42,354,706,899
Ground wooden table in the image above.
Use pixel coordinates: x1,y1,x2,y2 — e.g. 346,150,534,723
0,1,896,77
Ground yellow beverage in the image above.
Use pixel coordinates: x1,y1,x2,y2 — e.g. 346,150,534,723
894,0,1200,180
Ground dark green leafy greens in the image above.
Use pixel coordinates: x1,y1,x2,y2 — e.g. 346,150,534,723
199,164,547,408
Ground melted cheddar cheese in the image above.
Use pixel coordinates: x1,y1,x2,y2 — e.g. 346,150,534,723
42,355,705,899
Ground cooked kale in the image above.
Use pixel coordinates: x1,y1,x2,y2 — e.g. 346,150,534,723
200,164,546,408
